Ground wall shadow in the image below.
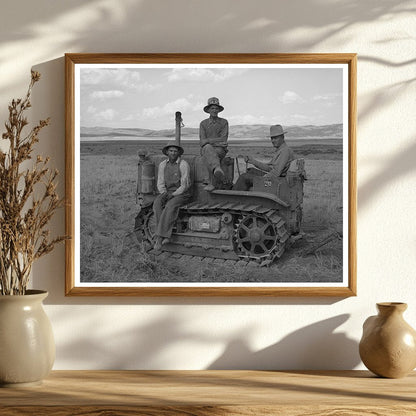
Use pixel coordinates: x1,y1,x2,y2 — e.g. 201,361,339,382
54,311,214,369
16,1,416,308
358,56,416,67
0,0,412,54
27,55,350,306
53,309,359,370
358,78,415,128
0,0,414,97
30,56,67,304
2,0,413,373
207,314,360,370
359,139,416,209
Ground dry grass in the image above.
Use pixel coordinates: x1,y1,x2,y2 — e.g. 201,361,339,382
79,141,343,283
0,72,65,295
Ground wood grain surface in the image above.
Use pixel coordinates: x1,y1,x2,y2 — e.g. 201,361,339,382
1,370,415,415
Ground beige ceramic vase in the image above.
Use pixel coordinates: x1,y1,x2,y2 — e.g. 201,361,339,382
0,290,55,387
359,302,416,378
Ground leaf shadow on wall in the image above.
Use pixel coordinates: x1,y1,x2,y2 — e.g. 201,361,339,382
29,55,347,305
28,0,416,302
0,0,414,97
207,314,360,370
356,55,416,210
358,139,416,210
1,0,412,51
52,308,359,370
30,53,416,305
53,310,219,369
64,0,414,53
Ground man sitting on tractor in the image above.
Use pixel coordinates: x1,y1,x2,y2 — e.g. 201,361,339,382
233,124,295,191
199,97,229,191
153,142,192,251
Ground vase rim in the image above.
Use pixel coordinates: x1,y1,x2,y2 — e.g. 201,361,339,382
377,302,407,311
0,290,48,300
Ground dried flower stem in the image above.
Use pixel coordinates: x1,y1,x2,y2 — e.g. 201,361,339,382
0,71,65,295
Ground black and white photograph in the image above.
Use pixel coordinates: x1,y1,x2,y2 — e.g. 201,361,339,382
65,54,356,296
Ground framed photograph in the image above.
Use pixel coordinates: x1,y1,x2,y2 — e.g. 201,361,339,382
65,53,356,296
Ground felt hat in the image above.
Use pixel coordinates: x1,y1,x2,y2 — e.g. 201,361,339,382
204,97,224,113
162,141,184,156
270,124,287,138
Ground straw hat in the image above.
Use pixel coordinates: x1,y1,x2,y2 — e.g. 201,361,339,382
162,141,184,156
203,97,224,113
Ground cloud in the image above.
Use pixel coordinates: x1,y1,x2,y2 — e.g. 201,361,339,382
312,93,342,107
81,68,162,94
82,106,116,124
284,114,314,124
312,93,341,101
125,96,197,123
96,109,116,121
193,101,205,111
227,113,315,126
80,69,105,85
90,90,124,99
227,114,270,125
136,82,162,92
167,68,246,83
142,97,194,119
278,91,305,104
122,114,136,122
80,68,142,88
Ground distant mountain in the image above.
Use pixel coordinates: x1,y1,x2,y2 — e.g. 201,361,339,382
80,124,342,139
80,127,155,137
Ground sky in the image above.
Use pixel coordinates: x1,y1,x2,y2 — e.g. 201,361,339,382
79,64,345,130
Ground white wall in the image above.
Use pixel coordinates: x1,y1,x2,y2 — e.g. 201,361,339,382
1,0,415,370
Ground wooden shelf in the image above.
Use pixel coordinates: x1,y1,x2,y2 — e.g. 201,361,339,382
1,370,415,415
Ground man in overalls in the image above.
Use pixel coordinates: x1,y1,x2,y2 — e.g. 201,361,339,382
199,97,229,191
153,142,192,251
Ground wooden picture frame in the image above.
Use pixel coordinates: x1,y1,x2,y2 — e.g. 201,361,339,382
65,53,356,296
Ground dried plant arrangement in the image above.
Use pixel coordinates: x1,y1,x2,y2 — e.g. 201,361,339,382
0,71,65,295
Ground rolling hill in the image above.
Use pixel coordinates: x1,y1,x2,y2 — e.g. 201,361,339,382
80,124,342,140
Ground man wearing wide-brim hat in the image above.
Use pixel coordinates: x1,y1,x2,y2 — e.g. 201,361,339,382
199,97,229,190
233,124,295,191
153,141,192,251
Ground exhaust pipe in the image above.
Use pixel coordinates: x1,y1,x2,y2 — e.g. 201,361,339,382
175,111,182,147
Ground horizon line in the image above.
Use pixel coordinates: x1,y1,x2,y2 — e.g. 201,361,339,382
80,122,343,130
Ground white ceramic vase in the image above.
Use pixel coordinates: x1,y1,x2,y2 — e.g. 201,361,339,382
0,290,55,387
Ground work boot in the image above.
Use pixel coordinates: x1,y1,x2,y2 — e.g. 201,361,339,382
204,184,215,192
222,179,233,190
213,167,225,182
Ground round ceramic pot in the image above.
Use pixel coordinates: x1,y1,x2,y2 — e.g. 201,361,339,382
0,290,55,387
359,302,416,378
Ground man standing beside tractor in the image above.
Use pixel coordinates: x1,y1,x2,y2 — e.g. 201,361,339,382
233,124,295,191
153,142,192,251
199,97,229,191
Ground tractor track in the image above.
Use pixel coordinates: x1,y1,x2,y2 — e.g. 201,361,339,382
136,200,293,267
181,200,290,266
147,248,257,269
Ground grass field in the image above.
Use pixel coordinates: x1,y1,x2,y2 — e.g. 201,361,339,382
79,139,344,283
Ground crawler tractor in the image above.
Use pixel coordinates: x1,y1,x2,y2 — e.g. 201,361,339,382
134,112,306,266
